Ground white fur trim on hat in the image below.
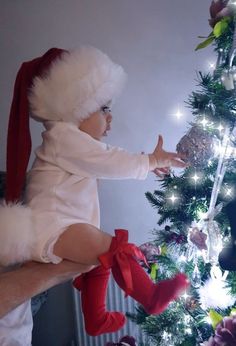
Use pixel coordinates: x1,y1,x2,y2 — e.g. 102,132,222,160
29,46,127,124
0,202,35,266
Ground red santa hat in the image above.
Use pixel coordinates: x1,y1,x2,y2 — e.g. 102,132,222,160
5,46,126,202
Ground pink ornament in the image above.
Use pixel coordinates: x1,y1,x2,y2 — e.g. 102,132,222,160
106,335,137,346
189,227,208,251
139,242,161,262
209,0,233,27
206,315,236,345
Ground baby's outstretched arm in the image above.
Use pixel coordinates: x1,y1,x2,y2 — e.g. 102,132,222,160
149,135,187,175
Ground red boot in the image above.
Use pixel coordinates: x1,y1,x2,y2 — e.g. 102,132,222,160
73,266,126,336
99,229,189,315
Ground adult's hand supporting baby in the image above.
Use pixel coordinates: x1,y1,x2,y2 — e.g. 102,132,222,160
149,135,187,176
0,260,92,318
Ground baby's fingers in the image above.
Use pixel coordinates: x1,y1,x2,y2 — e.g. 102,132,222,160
153,169,164,178
167,152,186,160
158,167,170,174
171,158,188,168
153,167,170,178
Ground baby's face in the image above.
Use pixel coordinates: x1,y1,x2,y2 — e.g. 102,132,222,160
79,105,112,140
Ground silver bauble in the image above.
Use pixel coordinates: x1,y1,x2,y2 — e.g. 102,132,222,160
176,125,215,167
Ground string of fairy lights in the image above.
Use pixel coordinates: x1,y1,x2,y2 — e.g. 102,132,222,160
141,3,236,343
159,7,236,338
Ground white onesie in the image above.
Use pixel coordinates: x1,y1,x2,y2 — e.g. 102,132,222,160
25,121,149,263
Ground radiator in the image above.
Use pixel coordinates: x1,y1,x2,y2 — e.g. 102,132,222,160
72,276,147,346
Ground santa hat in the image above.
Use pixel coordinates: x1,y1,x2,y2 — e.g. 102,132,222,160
5,46,126,202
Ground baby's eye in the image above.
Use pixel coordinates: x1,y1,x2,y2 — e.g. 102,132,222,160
100,106,111,114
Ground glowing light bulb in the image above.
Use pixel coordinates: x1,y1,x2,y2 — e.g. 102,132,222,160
182,292,189,300
169,194,178,203
184,315,191,323
185,328,192,334
208,159,212,166
174,109,183,119
163,331,171,341
218,124,224,133
209,62,215,69
179,254,187,262
191,173,200,183
204,316,212,324
191,265,201,288
200,117,208,128
225,187,232,196
197,210,207,220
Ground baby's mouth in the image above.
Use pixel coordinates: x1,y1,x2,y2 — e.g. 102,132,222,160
103,126,111,136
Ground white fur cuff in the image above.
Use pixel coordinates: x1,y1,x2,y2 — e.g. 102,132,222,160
0,202,35,266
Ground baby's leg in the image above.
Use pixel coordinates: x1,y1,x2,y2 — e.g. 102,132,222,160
53,223,112,265
54,224,125,336
54,227,188,325
55,226,188,313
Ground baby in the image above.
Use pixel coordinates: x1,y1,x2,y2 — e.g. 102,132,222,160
1,46,189,336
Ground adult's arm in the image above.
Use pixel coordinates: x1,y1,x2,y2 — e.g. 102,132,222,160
0,260,91,318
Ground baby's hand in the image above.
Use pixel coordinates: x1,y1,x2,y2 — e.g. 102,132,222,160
149,135,187,173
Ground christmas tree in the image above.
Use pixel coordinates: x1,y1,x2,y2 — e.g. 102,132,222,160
128,1,236,345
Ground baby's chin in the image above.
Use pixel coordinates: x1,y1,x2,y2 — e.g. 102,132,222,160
93,130,110,140
92,133,106,141
103,129,110,137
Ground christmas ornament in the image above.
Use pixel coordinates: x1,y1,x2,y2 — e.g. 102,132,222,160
199,130,231,264
205,314,236,346
195,209,223,265
221,67,236,90
198,266,234,309
219,198,236,270
208,129,230,214
204,218,223,264
202,131,231,265
185,296,199,310
196,1,234,51
185,241,203,263
221,21,236,90
164,225,186,245
209,0,233,28
168,232,186,244
191,264,202,288
189,227,208,251
139,242,161,262
176,125,215,167
219,243,236,270
106,335,137,346
220,2,236,90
